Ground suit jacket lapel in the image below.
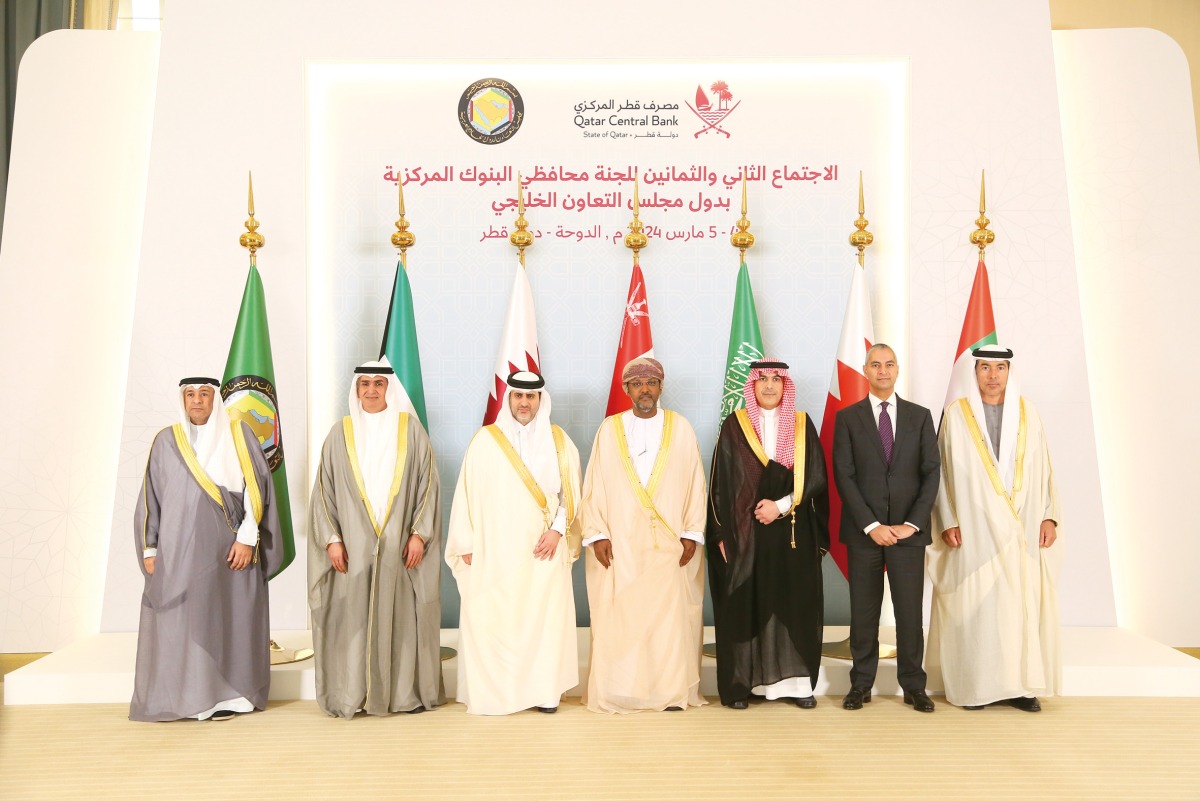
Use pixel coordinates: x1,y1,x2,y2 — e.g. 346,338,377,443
858,398,888,466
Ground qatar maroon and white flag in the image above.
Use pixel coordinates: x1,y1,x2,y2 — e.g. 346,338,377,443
482,259,541,425
605,263,655,416
818,262,875,579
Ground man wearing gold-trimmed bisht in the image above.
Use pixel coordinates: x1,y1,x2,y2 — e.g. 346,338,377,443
131,376,282,722
928,345,1062,712
580,357,707,713
309,360,443,718
707,359,828,710
447,371,583,715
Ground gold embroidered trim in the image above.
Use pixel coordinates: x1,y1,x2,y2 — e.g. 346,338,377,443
612,411,679,541
733,410,806,516
552,425,575,526
956,398,1020,521
734,409,769,466
486,425,548,516
171,424,223,509
342,413,410,537
231,422,262,525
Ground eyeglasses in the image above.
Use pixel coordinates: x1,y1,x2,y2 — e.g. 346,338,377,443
627,379,661,390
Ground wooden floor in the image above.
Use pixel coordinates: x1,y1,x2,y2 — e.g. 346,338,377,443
1,696,1198,800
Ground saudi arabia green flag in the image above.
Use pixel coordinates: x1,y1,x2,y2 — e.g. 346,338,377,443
379,261,428,429
719,259,765,422
221,264,295,578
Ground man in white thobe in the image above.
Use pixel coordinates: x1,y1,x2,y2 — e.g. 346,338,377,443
928,345,1062,712
447,370,582,714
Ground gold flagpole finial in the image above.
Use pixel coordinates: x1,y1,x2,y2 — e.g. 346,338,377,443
510,171,533,268
391,170,415,269
730,173,755,258
624,168,648,266
969,169,995,259
849,171,874,268
240,171,265,267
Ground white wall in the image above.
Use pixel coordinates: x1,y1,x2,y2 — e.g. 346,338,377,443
0,32,159,651
0,0,1124,649
1056,28,1200,645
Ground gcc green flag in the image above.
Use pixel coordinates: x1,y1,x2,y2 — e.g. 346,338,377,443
719,259,765,423
221,264,295,578
378,261,428,428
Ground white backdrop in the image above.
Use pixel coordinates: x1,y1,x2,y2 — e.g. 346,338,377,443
0,0,1129,650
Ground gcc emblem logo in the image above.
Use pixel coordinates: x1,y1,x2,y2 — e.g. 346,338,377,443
458,78,524,145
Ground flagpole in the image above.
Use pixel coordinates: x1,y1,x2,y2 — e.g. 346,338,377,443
625,168,647,264
820,172,897,662
970,169,994,261
236,173,313,666
511,171,533,269
240,171,264,268
392,171,415,270
731,173,755,259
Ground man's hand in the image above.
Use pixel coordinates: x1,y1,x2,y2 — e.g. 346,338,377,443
941,527,962,548
327,542,348,574
404,533,425,569
462,554,472,566
144,556,155,575
227,542,253,571
680,539,697,567
718,541,727,563
533,529,562,561
893,524,916,541
753,499,781,525
869,526,898,547
1039,520,1058,548
592,539,613,569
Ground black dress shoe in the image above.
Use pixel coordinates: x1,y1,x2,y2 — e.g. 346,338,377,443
842,687,871,710
903,690,935,713
209,709,237,721
404,706,427,714
728,699,748,710
535,705,558,714
962,704,984,710
665,706,684,711
1008,696,1041,712
793,696,817,709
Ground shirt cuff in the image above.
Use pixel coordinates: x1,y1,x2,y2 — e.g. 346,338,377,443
864,521,881,535
904,522,919,532
551,506,568,535
143,548,157,558
234,487,259,546
326,533,342,545
582,533,609,547
681,530,704,545
775,495,794,516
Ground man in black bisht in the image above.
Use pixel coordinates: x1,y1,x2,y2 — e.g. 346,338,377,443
707,358,829,709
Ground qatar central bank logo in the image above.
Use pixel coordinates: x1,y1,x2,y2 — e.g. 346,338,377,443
458,78,524,145
686,80,740,139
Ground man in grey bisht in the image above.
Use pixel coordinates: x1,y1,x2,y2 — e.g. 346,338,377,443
132,376,282,721
309,360,444,718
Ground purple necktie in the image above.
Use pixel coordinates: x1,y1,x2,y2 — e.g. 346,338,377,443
879,401,894,465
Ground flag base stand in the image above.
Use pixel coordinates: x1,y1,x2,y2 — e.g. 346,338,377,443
440,647,457,662
269,639,314,666
821,637,896,661
703,642,717,659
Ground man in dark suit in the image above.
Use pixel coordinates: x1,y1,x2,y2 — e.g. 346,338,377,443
833,344,940,713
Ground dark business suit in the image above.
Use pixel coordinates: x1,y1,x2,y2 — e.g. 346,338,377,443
832,394,940,693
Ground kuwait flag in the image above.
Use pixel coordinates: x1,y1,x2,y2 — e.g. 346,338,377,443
818,260,875,579
719,260,764,423
943,258,998,410
605,263,655,416
379,261,428,428
482,258,541,425
220,263,295,578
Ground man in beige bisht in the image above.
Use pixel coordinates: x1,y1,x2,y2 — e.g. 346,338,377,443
309,360,443,718
581,357,707,713
928,345,1062,712
447,370,582,714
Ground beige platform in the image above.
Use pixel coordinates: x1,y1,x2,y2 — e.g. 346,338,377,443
6,625,1200,705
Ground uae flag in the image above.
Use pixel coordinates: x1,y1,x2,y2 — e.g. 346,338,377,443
220,263,295,578
943,258,998,410
719,260,764,423
818,261,875,579
379,261,428,428
605,262,655,416
483,258,541,425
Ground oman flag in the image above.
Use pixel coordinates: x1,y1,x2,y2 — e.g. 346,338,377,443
943,258,997,410
818,261,875,579
605,263,655,416
482,258,541,425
